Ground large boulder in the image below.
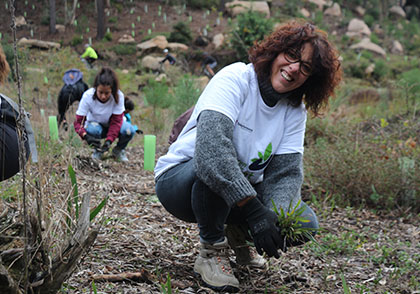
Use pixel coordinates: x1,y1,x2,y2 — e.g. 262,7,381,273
389,5,406,18
308,0,327,10
346,18,371,38
16,16,26,27
17,38,61,49
324,3,341,17
136,35,168,54
118,34,136,44
212,33,225,49
390,40,404,54
350,37,386,57
225,1,270,18
141,55,163,71
167,42,189,52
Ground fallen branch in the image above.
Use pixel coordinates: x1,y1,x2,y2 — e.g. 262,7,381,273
91,270,153,284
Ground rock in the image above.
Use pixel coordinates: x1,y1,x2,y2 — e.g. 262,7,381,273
350,37,386,57
346,18,371,38
324,3,341,17
141,55,162,71
136,35,168,53
16,16,26,27
225,1,270,18
155,73,168,82
308,0,327,10
300,8,311,18
355,6,366,16
167,42,189,51
55,24,65,33
17,38,61,49
390,40,404,54
118,34,136,44
365,63,375,75
389,5,406,18
212,33,225,49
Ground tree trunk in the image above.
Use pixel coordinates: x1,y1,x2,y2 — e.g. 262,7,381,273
49,0,56,34
96,0,105,40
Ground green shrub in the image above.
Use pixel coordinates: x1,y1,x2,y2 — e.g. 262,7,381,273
103,31,112,41
168,21,192,45
186,0,219,9
143,78,172,132
108,16,118,23
304,118,420,212
372,59,389,81
364,14,375,27
110,44,136,55
70,35,83,46
171,75,201,117
230,10,273,62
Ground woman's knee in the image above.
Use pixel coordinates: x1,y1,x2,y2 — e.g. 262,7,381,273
85,122,103,137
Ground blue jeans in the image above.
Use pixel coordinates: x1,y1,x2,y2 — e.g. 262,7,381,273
155,159,319,245
85,121,134,150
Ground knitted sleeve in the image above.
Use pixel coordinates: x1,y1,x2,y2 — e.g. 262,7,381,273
254,153,303,211
194,110,256,207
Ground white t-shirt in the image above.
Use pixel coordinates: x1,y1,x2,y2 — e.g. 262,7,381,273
76,88,125,127
154,62,307,183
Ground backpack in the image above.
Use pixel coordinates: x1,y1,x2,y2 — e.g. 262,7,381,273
168,106,194,144
0,94,38,163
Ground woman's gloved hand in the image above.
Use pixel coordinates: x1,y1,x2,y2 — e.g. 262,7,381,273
100,140,112,152
84,134,101,148
240,197,282,258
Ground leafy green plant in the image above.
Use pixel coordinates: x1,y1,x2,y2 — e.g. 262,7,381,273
168,21,192,44
143,78,172,132
110,44,136,55
230,10,273,62
171,75,201,117
186,0,219,9
70,35,83,46
271,199,316,248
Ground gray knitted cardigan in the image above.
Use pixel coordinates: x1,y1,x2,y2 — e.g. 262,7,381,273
194,77,303,210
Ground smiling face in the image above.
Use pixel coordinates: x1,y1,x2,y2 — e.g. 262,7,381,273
270,43,314,94
96,84,112,103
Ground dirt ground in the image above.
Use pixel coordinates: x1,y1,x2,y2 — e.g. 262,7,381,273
64,139,419,294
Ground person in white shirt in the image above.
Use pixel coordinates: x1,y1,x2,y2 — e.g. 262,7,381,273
155,20,342,292
74,67,134,162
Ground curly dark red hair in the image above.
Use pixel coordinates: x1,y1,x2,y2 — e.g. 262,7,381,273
249,20,342,116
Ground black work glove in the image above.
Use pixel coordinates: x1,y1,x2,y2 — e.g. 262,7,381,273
136,129,143,134
100,140,112,152
240,197,282,258
84,134,101,148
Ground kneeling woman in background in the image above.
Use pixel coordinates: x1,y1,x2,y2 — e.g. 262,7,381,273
74,67,134,162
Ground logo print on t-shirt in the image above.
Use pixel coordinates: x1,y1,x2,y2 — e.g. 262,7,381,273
249,143,273,171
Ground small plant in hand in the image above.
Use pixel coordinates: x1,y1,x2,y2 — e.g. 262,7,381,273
271,199,318,249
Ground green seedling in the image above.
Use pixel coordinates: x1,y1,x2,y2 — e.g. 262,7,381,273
271,198,318,247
